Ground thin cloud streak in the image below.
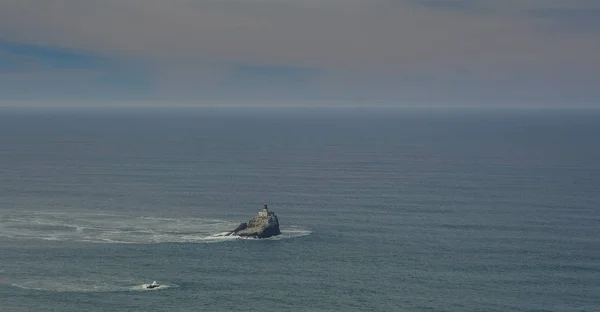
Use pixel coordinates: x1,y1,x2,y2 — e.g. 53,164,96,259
412,0,481,12
527,8,600,32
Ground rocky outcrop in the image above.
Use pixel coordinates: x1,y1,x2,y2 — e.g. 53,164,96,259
226,205,281,238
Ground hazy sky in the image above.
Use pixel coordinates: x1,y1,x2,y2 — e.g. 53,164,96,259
1,0,599,106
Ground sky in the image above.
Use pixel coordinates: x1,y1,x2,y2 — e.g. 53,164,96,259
1,0,599,107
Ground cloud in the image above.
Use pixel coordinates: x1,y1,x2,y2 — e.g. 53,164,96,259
0,0,599,105
0,41,108,70
4,0,596,70
527,8,600,33
411,0,481,12
0,42,151,100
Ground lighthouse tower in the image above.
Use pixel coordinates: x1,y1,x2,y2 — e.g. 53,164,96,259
258,204,269,217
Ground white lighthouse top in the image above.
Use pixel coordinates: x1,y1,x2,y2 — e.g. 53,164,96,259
258,204,274,217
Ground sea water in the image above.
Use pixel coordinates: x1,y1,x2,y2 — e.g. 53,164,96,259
0,107,599,311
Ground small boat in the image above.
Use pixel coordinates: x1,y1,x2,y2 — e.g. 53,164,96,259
145,281,160,289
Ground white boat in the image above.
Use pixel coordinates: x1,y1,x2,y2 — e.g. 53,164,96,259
145,281,160,289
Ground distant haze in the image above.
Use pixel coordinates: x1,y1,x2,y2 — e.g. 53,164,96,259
1,0,599,107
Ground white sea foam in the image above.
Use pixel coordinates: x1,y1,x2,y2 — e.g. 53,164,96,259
0,211,311,244
270,227,313,240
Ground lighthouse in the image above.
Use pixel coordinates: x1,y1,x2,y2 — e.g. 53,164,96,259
258,204,270,217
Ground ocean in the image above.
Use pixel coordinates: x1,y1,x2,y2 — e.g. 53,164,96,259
0,107,599,311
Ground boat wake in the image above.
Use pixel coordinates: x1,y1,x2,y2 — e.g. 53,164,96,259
0,211,311,244
135,281,171,291
5,278,177,293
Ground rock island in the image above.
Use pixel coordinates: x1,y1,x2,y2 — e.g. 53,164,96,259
226,204,281,238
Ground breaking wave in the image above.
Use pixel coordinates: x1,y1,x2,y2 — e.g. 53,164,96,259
0,211,311,244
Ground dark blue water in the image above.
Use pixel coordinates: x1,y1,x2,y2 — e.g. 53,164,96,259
1,108,599,311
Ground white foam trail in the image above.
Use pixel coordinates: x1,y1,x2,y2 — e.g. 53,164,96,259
6,280,177,293
268,228,313,240
0,211,311,244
